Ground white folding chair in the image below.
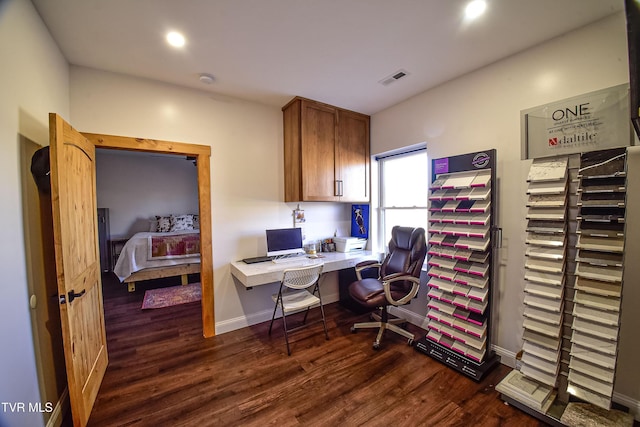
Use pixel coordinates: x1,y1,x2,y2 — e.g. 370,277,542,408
268,263,328,355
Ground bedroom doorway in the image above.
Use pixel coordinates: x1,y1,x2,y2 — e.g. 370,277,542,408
49,114,214,426
83,131,215,338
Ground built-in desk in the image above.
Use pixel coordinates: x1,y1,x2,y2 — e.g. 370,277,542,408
230,251,378,288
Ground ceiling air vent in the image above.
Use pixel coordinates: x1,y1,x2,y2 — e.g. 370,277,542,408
379,69,410,86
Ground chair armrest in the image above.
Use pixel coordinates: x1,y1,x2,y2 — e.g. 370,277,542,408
381,274,421,306
354,260,381,281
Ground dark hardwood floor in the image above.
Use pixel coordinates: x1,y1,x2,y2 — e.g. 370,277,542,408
86,274,544,426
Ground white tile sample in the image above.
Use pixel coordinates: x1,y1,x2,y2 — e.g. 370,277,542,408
527,156,569,182
523,340,560,364
526,233,565,247
574,290,620,312
525,257,565,274
526,246,565,261
524,293,563,312
522,352,560,375
573,304,619,326
521,363,557,387
525,270,564,286
526,207,566,220
575,262,623,283
569,343,616,369
527,180,567,195
524,305,562,325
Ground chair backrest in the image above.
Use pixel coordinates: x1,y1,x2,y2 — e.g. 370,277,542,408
380,226,427,280
282,263,324,290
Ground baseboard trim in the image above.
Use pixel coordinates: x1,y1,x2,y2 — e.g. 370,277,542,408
491,344,517,368
46,387,69,427
215,292,340,334
387,306,429,330
613,391,640,421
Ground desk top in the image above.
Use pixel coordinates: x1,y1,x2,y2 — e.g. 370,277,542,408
230,251,378,288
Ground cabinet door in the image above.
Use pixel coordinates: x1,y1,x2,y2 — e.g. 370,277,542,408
301,100,338,201
337,110,370,202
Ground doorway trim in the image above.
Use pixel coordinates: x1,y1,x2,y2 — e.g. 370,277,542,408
82,132,215,337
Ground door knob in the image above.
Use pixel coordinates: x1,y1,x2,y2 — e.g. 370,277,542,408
59,289,86,304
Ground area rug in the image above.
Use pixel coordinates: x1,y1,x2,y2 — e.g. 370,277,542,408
141,283,201,310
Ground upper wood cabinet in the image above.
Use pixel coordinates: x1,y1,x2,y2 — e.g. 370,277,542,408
283,97,370,202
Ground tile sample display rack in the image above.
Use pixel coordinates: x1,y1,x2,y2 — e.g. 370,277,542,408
498,148,631,426
567,148,627,410
415,149,501,381
520,156,569,389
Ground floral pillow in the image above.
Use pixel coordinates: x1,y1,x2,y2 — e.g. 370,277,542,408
193,214,200,230
155,215,172,232
170,214,194,232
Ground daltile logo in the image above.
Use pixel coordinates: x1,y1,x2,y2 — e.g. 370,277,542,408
548,131,597,148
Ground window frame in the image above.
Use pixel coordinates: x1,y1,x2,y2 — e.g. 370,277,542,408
376,146,428,252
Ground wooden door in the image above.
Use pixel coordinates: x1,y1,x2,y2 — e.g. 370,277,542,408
337,110,370,202
49,114,108,426
301,100,338,201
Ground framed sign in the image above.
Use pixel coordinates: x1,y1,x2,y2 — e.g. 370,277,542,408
521,84,633,160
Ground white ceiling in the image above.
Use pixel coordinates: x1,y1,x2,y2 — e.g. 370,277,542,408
32,0,623,115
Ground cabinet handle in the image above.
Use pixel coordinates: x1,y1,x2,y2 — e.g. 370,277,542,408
333,179,343,196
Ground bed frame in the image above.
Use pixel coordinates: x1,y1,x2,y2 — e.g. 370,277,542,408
124,263,200,292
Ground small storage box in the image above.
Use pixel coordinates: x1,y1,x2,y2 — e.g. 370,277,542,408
334,237,367,252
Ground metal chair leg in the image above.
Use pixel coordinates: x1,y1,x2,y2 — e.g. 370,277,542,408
302,306,311,324
269,294,281,335
281,308,291,356
316,284,329,340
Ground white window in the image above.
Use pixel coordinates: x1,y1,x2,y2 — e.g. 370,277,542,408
377,148,428,249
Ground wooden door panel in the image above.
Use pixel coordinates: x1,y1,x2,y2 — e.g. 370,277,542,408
337,111,370,202
301,101,337,201
50,114,107,427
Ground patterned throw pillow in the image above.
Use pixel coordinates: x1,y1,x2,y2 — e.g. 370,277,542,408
170,214,194,232
193,214,200,230
155,216,172,232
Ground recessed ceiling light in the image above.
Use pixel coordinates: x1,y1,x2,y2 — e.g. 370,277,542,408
166,31,186,48
465,0,487,20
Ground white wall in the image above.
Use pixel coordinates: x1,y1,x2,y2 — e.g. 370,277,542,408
372,12,638,404
0,0,69,426
69,66,351,332
96,150,200,237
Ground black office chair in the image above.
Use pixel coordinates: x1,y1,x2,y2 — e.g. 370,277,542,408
348,226,427,349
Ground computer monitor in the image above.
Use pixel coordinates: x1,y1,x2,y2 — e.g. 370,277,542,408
266,228,304,257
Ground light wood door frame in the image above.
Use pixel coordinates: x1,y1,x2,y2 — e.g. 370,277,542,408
82,132,215,338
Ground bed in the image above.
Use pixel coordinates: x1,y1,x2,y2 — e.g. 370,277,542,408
114,230,201,292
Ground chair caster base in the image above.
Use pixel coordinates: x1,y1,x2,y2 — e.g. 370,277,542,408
407,338,414,346
373,342,380,350
350,326,357,333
